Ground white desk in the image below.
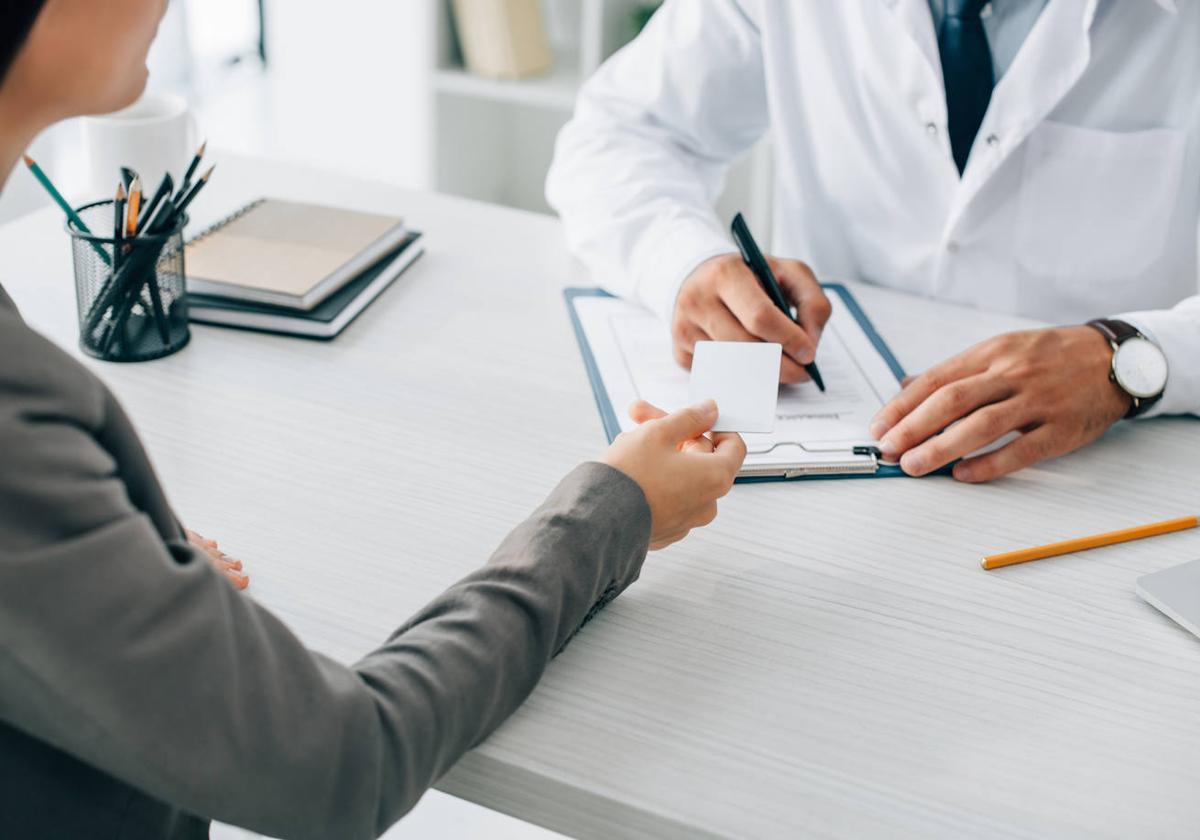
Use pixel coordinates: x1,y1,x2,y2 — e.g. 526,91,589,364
3,154,1200,839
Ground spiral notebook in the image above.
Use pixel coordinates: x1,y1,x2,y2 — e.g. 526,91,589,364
184,199,409,310
188,232,424,340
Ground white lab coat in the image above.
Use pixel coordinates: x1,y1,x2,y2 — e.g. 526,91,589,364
546,0,1200,416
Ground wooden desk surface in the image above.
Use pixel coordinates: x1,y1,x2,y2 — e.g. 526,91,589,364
3,155,1199,839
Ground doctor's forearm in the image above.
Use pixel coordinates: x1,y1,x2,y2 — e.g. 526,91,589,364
546,0,768,320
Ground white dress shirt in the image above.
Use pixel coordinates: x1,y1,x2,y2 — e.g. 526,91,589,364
546,0,1200,417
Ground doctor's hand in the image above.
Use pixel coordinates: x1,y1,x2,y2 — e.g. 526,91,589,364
601,399,746,550
672,253,832,385
187,529,250,590
869,327,1130,483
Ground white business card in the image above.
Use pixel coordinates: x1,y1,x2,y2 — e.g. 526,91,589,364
688,341,781,433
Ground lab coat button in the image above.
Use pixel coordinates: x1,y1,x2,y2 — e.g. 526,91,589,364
986,133,1000,148
925,122,938,136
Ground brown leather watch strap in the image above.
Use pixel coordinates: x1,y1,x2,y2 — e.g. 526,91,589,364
1085,318,1163,418
1087,318,1141,345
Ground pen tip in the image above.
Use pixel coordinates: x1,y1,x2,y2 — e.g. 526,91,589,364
22,154,34,167
809,368,826,392
130,175,141,192
116,183,126,200
198,140,208,156
200,164,215,182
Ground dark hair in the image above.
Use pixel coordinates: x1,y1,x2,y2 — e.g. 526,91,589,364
0,0,48,84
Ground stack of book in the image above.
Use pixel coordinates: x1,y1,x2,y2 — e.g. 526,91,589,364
184,199,424,339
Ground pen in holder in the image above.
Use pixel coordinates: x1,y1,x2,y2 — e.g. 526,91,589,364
68,199,190,362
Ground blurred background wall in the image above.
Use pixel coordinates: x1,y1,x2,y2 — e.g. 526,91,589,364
1,0,768,247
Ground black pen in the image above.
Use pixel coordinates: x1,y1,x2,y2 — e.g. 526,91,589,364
730,212,825,391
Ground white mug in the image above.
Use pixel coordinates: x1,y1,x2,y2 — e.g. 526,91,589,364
80,93,197,200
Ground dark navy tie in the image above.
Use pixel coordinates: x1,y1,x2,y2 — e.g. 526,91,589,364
938,0,995,174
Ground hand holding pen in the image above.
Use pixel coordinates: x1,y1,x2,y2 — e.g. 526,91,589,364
730,213,826,390
669,214,832,388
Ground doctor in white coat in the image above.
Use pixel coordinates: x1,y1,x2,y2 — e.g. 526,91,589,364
546,0,1200,482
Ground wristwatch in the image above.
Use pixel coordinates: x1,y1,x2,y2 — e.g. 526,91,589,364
1085,319,1169,418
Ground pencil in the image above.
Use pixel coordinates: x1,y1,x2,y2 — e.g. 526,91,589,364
143,178,182,235
137,173,173,235
178,140,207,195
170,164,214,220
24,155,90,233
113,183,127,268
126,176,142,237
23,154,111,266
981,515,1199,571
120,167,138,193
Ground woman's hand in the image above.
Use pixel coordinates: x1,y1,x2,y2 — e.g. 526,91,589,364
601,399,747,550
186,529,249,590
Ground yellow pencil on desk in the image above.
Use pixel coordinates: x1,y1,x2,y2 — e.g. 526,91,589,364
982,515,1199,570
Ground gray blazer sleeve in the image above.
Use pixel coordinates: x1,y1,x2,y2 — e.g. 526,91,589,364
0,375,651,839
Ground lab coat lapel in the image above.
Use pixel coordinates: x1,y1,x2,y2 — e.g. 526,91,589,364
882,0,942,81
948,0,1100,226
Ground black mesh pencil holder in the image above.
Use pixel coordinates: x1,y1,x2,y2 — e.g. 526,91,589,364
68,200,190,362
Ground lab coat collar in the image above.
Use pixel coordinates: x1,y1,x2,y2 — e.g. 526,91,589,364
884,0,941,84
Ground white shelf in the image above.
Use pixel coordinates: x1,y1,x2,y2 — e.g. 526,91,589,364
433,54,581,112
429,0,666,213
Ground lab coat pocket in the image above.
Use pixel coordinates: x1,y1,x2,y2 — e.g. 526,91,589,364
1015,121,1184,282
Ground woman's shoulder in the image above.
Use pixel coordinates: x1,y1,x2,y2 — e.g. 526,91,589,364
0,288,107,431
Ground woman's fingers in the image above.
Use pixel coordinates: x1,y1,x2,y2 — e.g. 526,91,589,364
711,432,748,470
219,567,250,590
681,436,715,454
186,529,249,590
629,400,668,424
212,555,243,571
186,528,218,550
653,400,718,444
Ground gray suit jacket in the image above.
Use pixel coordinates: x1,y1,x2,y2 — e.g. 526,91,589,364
0,285,651,839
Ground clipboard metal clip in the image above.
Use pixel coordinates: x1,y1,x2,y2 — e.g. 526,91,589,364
854,445,901,469
739,441,895,479
853,445,883,461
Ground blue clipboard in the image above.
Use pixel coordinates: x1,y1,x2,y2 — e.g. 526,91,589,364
565,284,915,482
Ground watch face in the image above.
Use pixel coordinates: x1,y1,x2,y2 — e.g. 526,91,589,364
1113,337,1168,399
